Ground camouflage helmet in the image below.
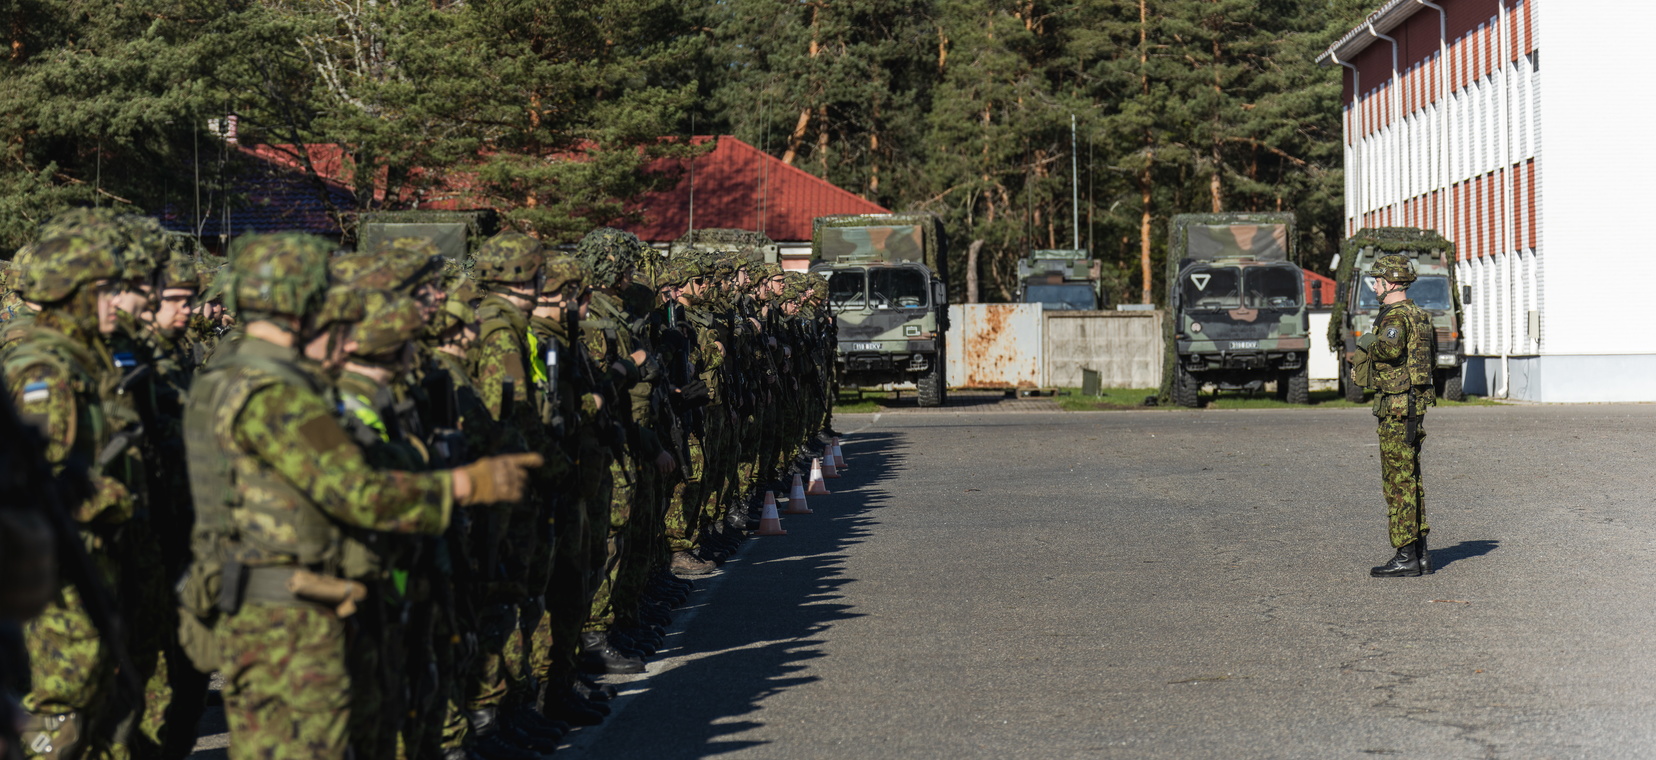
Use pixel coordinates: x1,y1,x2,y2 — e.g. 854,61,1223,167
659,256,705,289
38,207,167,285
575,227,647,287
374,237,446,290
350,291,424,358
542,255,586,296
1366,253,1417,285
634,245,668,289
313,285,365,332
226,233,333,319
18,233,122,303
328,245,439,294
431,278,480,336
161,251,200,290
472,231,543,285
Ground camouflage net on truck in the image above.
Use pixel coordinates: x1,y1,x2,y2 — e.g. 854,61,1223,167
1327,227,1458,350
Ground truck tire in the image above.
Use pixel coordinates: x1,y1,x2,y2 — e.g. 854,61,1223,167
1440,373,1465,402
1342,362,1365,403
1172,365,1201,408
1284,363,1310,405
917,351,946,407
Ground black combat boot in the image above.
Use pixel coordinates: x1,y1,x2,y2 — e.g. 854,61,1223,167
578,631,645,675
1418,535,1433,574
1370,540,1423,577
466,709,540,760
545,686,606,726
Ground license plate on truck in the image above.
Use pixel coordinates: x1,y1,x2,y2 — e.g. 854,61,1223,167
1229,340,1258,349
852,342,881,351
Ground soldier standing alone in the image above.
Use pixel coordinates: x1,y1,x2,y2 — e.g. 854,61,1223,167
1353,253,1436,578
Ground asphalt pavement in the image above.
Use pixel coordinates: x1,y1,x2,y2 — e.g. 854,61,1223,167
560,402,1656,759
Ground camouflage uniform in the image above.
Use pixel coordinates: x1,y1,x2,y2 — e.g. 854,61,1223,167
456,232,547,751
5,230,140,760
572,229,649,676
1358,254,1436,577
177,233,537,760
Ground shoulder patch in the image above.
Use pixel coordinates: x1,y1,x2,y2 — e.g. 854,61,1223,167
1385,327,1399,340
22,381,48,404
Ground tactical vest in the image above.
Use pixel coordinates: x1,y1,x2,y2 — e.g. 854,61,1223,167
183,339,342,572
1371,301,1435,395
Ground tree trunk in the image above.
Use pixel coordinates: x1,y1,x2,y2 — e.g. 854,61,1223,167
966,239,983,304
782,3,822,166
816,105,828,175
1140,165,1153,305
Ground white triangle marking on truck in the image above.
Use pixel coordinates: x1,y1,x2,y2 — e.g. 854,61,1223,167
1192,273,1211,291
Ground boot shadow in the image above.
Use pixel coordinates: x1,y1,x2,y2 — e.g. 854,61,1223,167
1428,539,1499,571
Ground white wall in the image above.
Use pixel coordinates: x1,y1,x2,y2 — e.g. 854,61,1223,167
1535,2,1656,357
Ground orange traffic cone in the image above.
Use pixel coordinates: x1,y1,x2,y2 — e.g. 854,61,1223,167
755,492,787,535
832,437,848,470
806,458,832,495
789,473,809,504
821,452,841,479
782,481,812,514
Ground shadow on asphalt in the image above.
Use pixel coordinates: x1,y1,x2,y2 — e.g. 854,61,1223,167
576,431,907,758
1429,538,1500,571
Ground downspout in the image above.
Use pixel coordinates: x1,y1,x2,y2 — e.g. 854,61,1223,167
1367,23,1402,226
1330,54,1362,236
1416,0,1449,235
1499,0,1515,397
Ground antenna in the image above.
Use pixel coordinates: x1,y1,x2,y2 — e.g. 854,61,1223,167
759,82,771,235
687,116,695,236
1071,113,1079,250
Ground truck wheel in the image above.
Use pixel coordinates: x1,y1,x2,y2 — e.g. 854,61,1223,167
1441,373,1465,402
1284,363,1310,405
1342,363,1365,403
917,352,946,407
1172,366,1201,408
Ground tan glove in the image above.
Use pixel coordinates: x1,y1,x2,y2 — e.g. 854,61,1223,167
454,453,545,506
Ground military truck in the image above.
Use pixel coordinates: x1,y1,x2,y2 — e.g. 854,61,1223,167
810,213,950,407
1329,227,1465,403
1163,212,1311,407
669,228,780,264
355,210,499,260
1016,249,1106,310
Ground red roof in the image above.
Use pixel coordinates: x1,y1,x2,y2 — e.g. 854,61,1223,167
237,136,885,242
618,136,886,243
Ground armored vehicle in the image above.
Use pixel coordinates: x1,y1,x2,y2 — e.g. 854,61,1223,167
356,210,498,260
669,228,780,264
1164,213,1311,407
1016,249,1106,310
1329,227,1465,402
810,213,950,407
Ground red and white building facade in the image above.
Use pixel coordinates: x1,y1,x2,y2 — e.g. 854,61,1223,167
1321,0,1654,402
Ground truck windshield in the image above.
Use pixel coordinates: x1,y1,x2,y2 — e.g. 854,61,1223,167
827,270,866,309
1180,267,1241,310
1357,274,1453,310
868,267,929,309
1244,266,1302,309
1024,284,1097,311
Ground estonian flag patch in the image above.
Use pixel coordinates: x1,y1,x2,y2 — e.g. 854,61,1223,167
22,381,49,404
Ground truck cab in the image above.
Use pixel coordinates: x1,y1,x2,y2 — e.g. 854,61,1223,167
811,214,950,407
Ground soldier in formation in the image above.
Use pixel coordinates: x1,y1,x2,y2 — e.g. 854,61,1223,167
0,211,841,759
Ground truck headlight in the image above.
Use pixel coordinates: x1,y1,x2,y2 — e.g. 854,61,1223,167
1437,353,1456,366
